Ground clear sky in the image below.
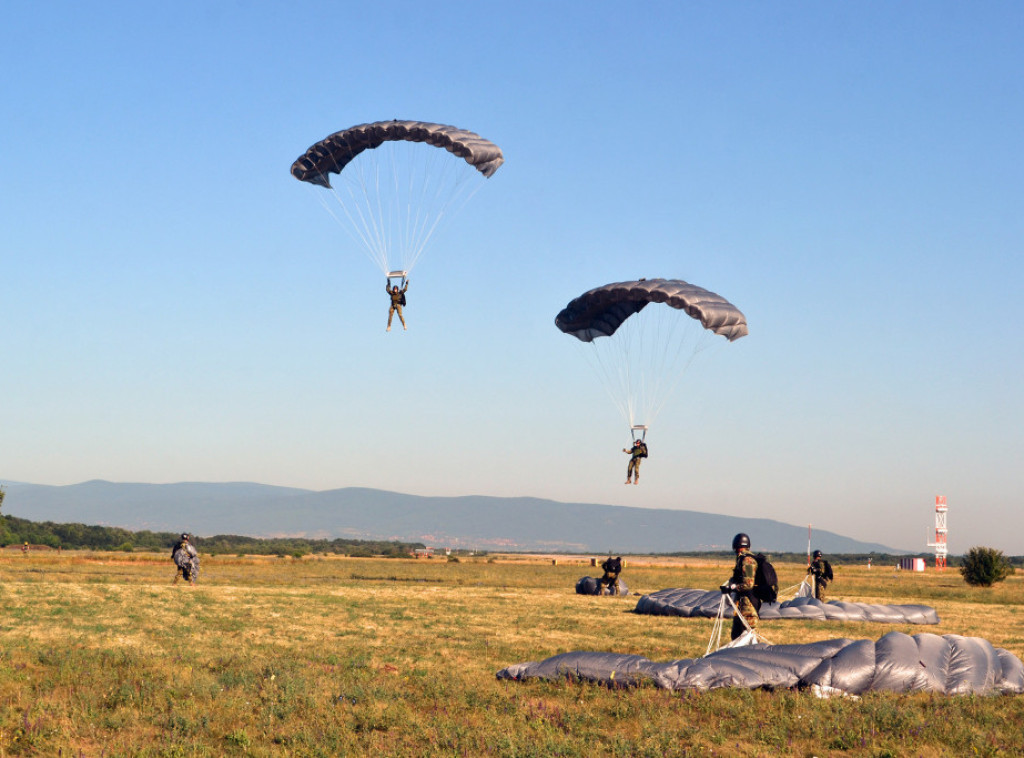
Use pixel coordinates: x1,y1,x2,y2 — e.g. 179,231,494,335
2,2,1022,554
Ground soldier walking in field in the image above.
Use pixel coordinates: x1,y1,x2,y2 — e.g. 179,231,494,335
172,533,200,586
808,549,834,601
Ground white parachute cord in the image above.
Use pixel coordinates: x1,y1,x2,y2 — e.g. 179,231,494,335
778,582,805,600
725,593,771,645
704,593,728,657
578,338,635,430
646,317,717,426
314,187,389,275
401,149,485,273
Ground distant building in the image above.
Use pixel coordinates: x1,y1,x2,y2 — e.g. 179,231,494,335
899,557,926,572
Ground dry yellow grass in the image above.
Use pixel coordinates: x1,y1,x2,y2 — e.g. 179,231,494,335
0,550,1020,756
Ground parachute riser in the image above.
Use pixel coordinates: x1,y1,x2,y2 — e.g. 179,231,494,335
630,424,648,443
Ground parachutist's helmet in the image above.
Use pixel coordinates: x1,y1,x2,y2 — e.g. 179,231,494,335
813,550,822,558
181,533,189,541
732,533,751,551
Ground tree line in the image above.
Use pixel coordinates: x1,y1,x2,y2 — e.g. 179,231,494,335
0,509,422,559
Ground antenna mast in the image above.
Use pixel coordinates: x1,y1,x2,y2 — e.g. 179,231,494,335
926,496,948,570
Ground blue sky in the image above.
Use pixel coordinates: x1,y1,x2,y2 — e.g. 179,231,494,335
2,2,1022,554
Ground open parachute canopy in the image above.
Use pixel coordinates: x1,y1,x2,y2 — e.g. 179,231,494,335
555,278,749,344
497,632,1024,696
291,120,505,187
555,278,748,431
291,120,504,277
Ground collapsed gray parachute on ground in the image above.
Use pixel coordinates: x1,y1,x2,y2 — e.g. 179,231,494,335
635,588,939,624
576,576,630,596
291,120,505,188
554,278,749,343
497,632,1024,696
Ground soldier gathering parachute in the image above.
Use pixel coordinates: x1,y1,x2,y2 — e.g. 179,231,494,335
292,120,504,279
555,278,748,443
497,632,1024,696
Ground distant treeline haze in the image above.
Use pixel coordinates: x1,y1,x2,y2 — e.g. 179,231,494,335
0,515,423,557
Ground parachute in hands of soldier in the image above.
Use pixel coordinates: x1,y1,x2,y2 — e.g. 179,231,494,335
576,576,629,596
172,539,200,583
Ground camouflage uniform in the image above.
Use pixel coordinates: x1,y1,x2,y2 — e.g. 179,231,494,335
387,281,409,330
729,548,760,639
809,556,833,601
599,556,622,595
623,442,646,483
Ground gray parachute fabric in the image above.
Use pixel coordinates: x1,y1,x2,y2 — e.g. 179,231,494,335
554,279,749,344
635,588,939,625
291,120,505,188
496,632,1024,695
576,576,630,596
173,543,200,580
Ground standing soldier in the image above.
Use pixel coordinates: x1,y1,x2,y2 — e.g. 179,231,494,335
808,549,834,601
599,556,623,595
721,532,760,640
386,278,409,332
623,439,648,485
172,533,200,586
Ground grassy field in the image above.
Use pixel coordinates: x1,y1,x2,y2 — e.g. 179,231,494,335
0,551,1021,757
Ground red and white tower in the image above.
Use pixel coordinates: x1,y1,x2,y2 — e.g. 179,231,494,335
927,496,948,570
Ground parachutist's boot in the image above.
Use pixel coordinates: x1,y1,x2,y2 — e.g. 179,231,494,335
386,326,391,332
625,478,631,485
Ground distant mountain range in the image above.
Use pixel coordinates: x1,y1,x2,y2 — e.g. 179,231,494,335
1,480,903,554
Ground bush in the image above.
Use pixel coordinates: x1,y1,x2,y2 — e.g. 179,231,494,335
959,546,1013,587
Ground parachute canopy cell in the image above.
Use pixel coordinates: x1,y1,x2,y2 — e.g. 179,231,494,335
554,278,749,344
291,120,505,188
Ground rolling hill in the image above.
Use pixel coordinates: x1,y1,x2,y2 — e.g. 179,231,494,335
1,480,902,554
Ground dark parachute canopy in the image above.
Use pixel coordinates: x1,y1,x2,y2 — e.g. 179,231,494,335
291,120,503,277
576,576,630,596
554,278,748,434
497,632,1024,696
635,587,940,625
291,120,505,188
555,279,749,344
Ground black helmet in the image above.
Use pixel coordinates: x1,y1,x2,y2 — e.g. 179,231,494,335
732,533,751,551
181,533,189,540
813,549,822,558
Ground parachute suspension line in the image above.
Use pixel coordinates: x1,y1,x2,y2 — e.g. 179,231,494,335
646,310,717,426
317,153,392,274
402,147,486,273
313,185,387,275
705,594,728,656
582,339,635,429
